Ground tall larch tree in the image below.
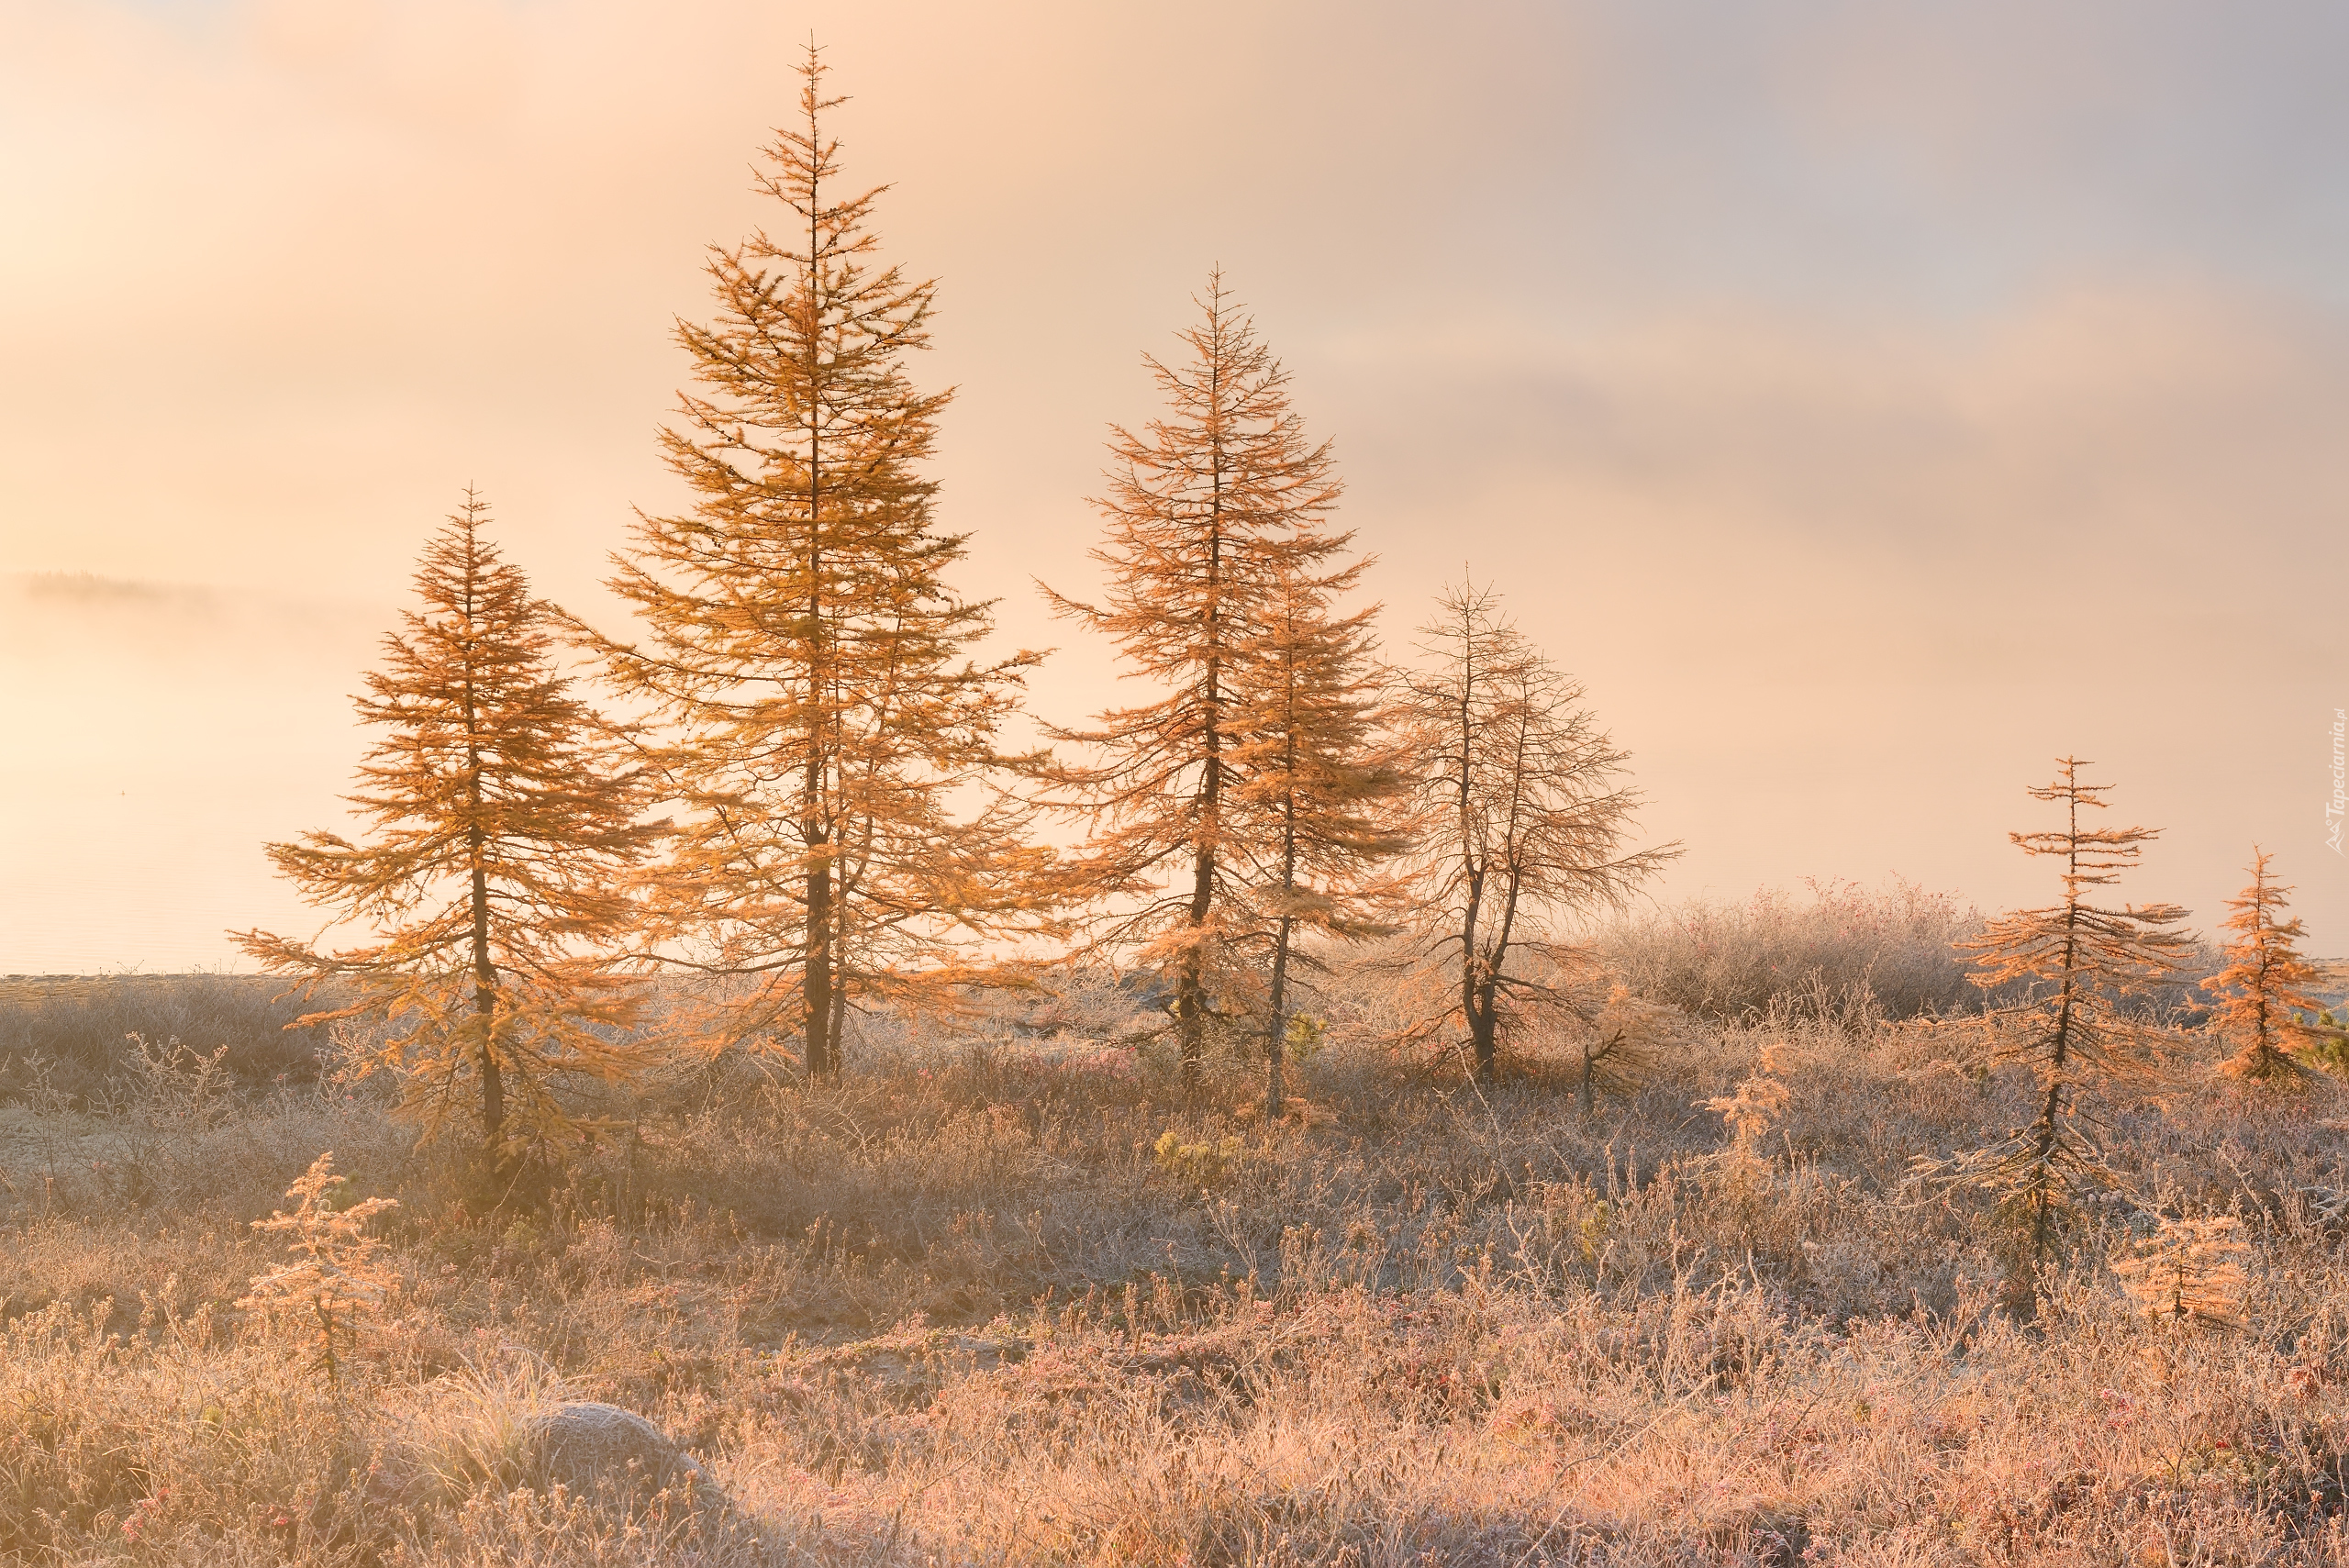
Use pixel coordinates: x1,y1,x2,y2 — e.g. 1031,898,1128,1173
1954,758,2192,1266
239,494,661,1167
2207,848,2332,1084
1398,582,1675,1083
583,49,1046,1080
1225,557,1414,1123
1041,272,1344,1079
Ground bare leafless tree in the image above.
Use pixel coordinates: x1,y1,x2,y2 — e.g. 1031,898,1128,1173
1395,582,1676,1082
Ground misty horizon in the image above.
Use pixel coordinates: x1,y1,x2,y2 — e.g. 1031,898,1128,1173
6,0,2346,971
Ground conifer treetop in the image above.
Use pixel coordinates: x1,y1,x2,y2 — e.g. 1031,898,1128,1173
1223,557,1412,910
259,495,655,971
239,492,661,1155
575,48,1049,1073
1964,756,2194,1031
2206,847,2334,1084
1042,271,1347,881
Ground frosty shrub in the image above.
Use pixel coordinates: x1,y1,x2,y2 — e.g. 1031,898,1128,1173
238,1151,399,1387
1597,878,1985,1025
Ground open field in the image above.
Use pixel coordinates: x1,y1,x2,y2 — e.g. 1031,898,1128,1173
7,933,2349,1567
11,7,2346,1565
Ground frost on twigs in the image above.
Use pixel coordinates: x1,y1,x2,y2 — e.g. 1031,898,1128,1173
2113,1215,2252,1328
238,1151,398,1388
1575,983,1688,1117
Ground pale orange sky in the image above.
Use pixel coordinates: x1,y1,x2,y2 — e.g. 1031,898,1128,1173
5,0,2346,972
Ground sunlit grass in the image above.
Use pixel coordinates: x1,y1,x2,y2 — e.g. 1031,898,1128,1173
5,960,2349,1563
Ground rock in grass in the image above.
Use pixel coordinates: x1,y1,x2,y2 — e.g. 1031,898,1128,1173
532,1403,723,1508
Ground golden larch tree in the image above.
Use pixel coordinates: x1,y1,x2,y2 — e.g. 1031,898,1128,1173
2206,847,2332,1084
584,49,1047,1078
1952,758,2191,1264
239,494,661,1164
1224,557,1413,1123
1397,583,1674,1082
1042,272,1345,1078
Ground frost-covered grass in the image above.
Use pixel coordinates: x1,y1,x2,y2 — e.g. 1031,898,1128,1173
6,966,2349,1564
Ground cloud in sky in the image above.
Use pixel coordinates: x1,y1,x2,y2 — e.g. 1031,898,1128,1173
3,0,2345,968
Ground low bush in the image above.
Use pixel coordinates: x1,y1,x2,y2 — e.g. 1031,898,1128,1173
1591,879,1985,1025
0,973,329,1106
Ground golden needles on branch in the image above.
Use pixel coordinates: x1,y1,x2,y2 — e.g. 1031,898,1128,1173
579,47,1051,1079
2206,848,2334,1086
1041,272,1354,1083
1943,758,2192,1267
238,495,661,1168
1226,559,1415,1123
2114,1215,2252,1328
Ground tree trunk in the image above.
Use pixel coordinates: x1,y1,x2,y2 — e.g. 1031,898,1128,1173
800,150,833,1087
806,843,835,1081
2026,1062,2066,1263
1180,422,1226,1089
1265,915,1293,1126
1469,990,1498,1084
1177,835,1213,1085
458,550,506,1163
1457,865,1492,1084
471,851,504,1158
1178,731,1220,1084
2024,865,2084,1265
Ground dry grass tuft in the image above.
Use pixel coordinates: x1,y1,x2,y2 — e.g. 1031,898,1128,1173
396,1351,573,1507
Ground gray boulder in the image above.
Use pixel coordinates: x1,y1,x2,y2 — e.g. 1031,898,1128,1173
531,1402,724,1509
